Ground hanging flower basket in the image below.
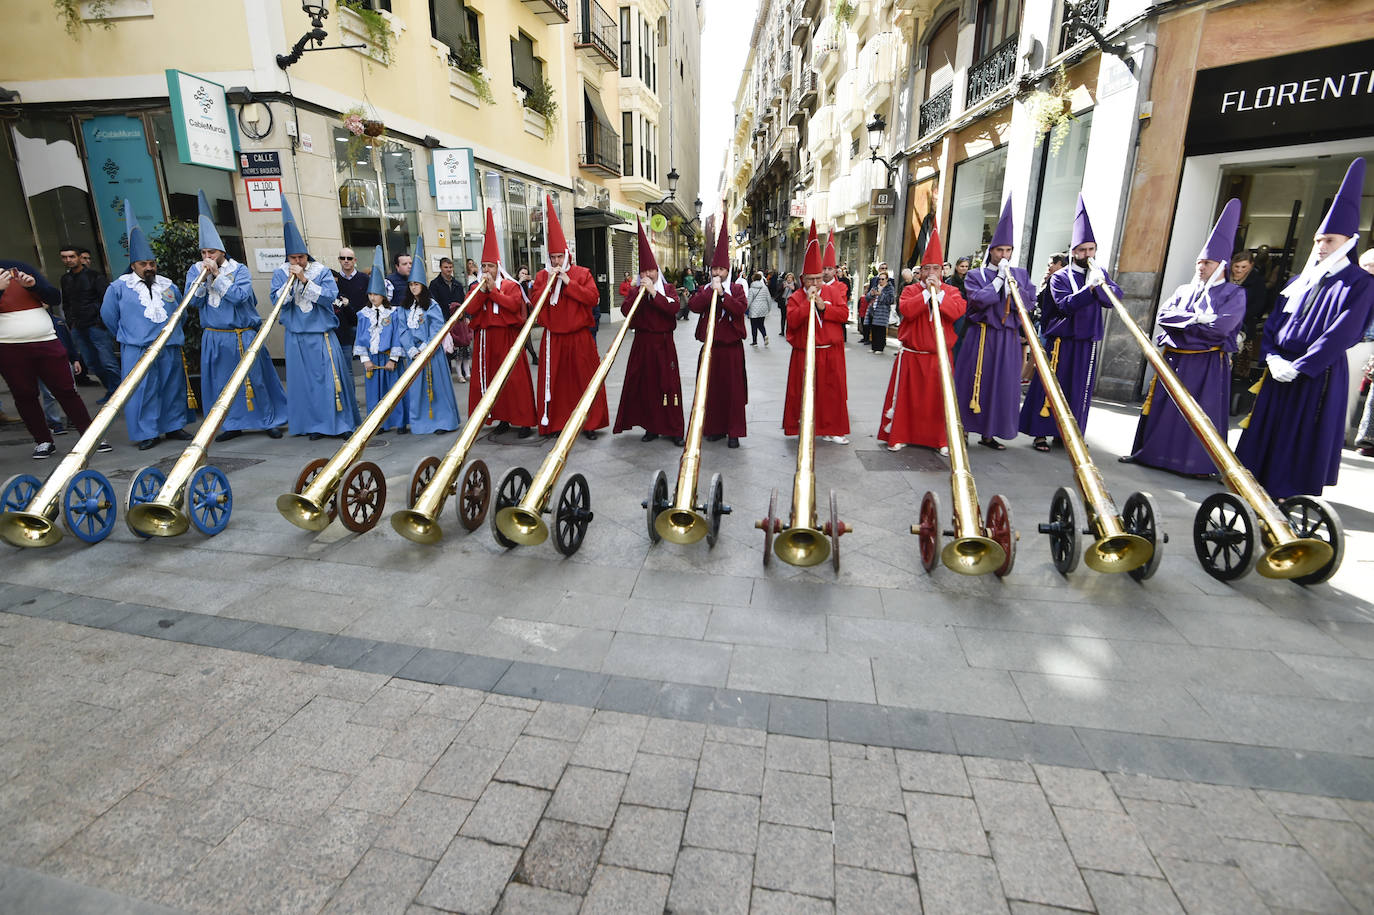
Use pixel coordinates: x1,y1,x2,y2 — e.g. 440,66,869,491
362,120,385,137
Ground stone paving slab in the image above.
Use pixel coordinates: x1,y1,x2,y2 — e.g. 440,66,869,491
0,614,1371,914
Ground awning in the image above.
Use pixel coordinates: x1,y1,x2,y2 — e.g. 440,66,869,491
584,86,616,134
574,206,628,229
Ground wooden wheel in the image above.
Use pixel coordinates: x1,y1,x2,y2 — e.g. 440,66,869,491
554,473,593,556
987,494,1015,578
294,458,337,523
1278,495,1345,586
916,491,941,574
457,459,491,532
490,466,531,548
1193,492,1256,581
706,472,728,548
756,487,780,568
340,460,386,533
1044,486,1082,575
1122,491,1165,582
645,469,669,544
409,456,440,508
826,489,841,573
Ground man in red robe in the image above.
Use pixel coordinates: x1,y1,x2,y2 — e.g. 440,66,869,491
465,207,537,437
689,221,748,447
530,195,608,440
783,222,850,443
879,226,966,453
614,220,684,444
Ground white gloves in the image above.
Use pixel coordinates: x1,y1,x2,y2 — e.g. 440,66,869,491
1086,268,1107,288
1194,306,1217,327
1266,353,1299,383
997,260,1011,279
711,277,723,291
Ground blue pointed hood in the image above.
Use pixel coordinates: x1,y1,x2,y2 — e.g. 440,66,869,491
1316,157,1365,238
124,198,154,263
197,190,226,252
410,236,427,286
989,197,1015,249
367,246,386,297
281,196,307,256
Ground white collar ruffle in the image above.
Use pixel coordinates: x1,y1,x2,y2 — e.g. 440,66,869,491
120,272,173,323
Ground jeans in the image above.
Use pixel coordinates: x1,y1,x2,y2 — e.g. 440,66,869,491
0,339,92,444
749,316,768,344
70,324,120,394
39,382,63,426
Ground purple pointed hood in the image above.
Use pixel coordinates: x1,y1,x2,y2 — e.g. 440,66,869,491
989,197,1015,249
1316,157,1365,238
1071,194,1096,250
1199,199,1241,264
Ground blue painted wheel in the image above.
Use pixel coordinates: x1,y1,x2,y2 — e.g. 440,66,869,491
1,474,42,514
188,465,232,536
63,469,116,544
126,466,166,539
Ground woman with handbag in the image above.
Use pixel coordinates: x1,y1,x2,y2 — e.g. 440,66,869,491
746,272,772,346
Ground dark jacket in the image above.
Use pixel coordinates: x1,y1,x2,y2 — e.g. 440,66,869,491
59,265,109,329
385,270,410,306
429,274,465,315
332,268,368,347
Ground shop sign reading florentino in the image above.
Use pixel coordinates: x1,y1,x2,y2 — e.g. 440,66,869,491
166,70,238,171
433,148,477,211
1185,39,1374,154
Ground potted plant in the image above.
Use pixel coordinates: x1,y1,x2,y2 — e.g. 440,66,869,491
1023,66,1075,154
55,0,112,36
525,76,559,140
341,106,378,161
150,218,205,411
451,35,496,104
339,0,393,64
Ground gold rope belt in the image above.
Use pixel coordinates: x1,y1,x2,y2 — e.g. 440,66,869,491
204,326,257,411
1141,346,1222,416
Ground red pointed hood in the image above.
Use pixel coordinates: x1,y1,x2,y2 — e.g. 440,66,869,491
823,231,837,269
803,238,823,277
636,219,658,275
545,194,567,259
711,219,731,270
921,225,944,268
481,208,500,266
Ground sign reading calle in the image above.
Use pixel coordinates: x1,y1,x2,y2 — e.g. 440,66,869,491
165,70,238,171
1185,40,1374,154
433,148,477,211
239,152,282,178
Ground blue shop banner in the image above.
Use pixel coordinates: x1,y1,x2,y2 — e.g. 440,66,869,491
81,115,165,268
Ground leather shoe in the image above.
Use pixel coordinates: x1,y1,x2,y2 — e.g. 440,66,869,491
1117,455,1136,464
494,421,511,434
672,437,685,447
265,427,283,439
166,429,193,441
705,434,725,442
517,427,534,439
137,438,158,451
583,430,600,441
641,432,659,442
309,432,325,441
215,430,243,443
727,437,740,448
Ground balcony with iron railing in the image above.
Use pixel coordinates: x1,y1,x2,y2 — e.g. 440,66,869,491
1059,0,1110,54
966,33,1018,107
807,105,835,159
521,0,569,24
575,0,618,71
918,84,952,137
578,121,621,176
858,31,896,110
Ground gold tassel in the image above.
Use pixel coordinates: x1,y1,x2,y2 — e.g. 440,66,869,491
182,348,199,412
663,394,668,407
326,334,343,412
1239,370,1266,429
1040,338,1061,418
426,364,434,419
1140,375,1158,416
968,325,987,414
238,329,256,412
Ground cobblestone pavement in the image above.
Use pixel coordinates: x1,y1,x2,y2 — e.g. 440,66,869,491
2,613,1372,914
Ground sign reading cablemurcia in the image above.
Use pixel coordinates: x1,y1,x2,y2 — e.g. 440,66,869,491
165,70,238,172
434,148,477,211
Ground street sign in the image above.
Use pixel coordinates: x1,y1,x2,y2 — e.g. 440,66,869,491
165,70,237,172
870,188,898,216
433,148,477,211
650,213,668,233
239,151,281,178
245,177,283,212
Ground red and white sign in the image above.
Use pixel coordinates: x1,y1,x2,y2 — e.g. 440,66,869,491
245,177,283,212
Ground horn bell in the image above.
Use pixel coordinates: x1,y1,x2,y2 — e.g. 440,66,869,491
126,502,190,538
1083,533,1153,574
773,525,831,567
495,506,548,545
941,535,1006,576
1256,537,1333,580
391,508,443,545
0,511,63,549
655,507,708,545
276,493,333,532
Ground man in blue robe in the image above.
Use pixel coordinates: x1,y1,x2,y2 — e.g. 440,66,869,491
270,199,358,441
1019,194,1122,451
1237,158,1374,498
188,190,287,442
955,197,1031,450
100,200,195,451
1123,199,1246,476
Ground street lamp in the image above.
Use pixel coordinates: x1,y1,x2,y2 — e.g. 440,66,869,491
646,167,682,217
865,113,902,187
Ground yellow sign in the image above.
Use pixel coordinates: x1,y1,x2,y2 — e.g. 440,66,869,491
650,213,668,233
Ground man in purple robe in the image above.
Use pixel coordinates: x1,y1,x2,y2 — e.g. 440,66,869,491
1019,194,1122,451
1122,199,1246,476
955,197,1030,450
1236,157,1374,498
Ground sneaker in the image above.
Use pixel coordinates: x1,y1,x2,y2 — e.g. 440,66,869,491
95,441,113,453
821,435,851,445
32,442,56,459
50,425,68,436
887,443,907,452
764,338,770,346
939,446,949,457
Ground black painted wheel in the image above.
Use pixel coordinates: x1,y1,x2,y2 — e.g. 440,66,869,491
1193,492,1257,582
1278,495,1345,586
706,472,727,548
490,466,531,548
1122,491,1164,582
1045,486,1083,576
554,473,593,557
645,469,669,544
457,459,491,532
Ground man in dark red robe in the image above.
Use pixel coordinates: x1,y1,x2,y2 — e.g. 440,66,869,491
783,222,850,442
879,226,966,452
465,207,537,437
530,196,608,440
615,221,684,443
689,221,748,447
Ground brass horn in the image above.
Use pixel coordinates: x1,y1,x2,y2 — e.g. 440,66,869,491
764,286,849,569
127,278,296,537
1006,278,1155,576
1093,266,1333,581
0,268,209,549
391,276,556,544
493,286,648,550
654,288,721,544
277,283,484,532
914,278,1014,576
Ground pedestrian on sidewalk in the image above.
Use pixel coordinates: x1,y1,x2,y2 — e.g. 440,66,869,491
745,271,771,346
58,244,118,401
